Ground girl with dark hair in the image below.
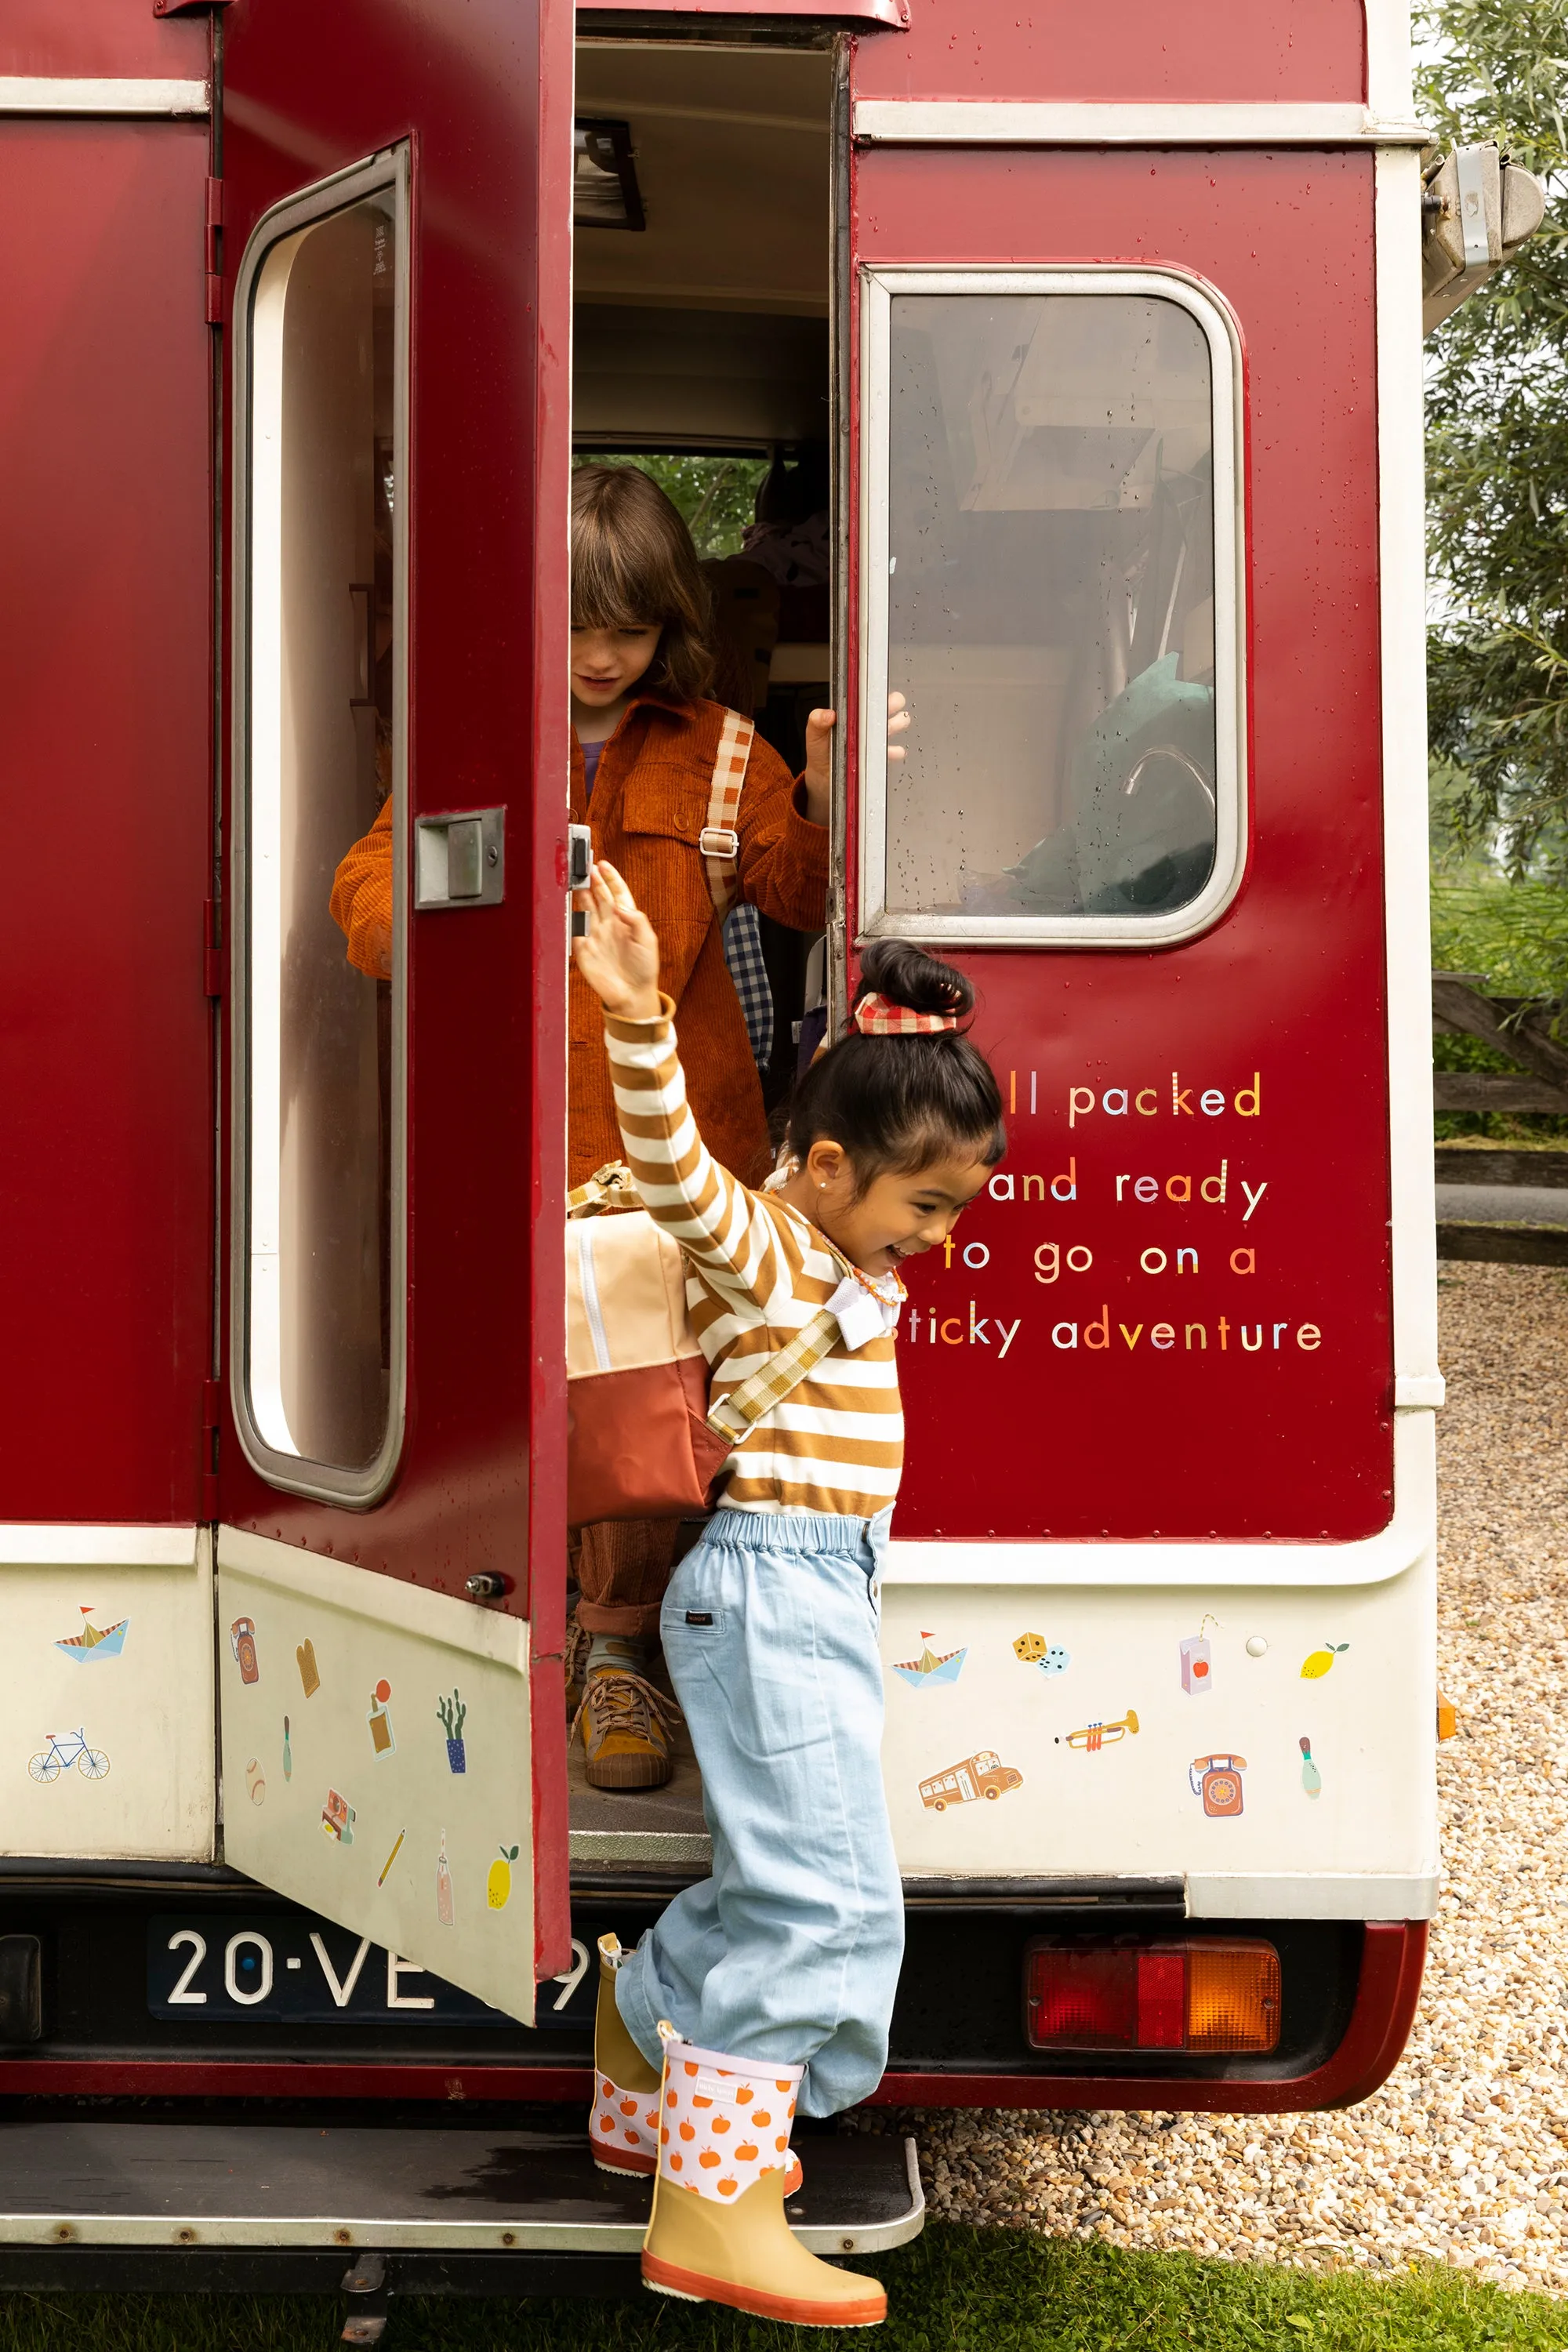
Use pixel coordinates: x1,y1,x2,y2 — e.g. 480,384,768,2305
330,465,913,1792
572,857,1002,2328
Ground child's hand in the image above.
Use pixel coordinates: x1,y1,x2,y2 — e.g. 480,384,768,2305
572,862,662,1022
802,694,911,826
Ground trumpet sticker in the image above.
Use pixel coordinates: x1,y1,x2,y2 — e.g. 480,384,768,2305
1013,1633,1070,1676
1057,1710,1139,1752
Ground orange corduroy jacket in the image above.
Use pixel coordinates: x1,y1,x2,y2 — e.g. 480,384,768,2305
328,692,829,1186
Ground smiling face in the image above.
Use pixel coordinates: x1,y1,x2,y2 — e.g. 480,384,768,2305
789,1138,994,1279
569,622,662,718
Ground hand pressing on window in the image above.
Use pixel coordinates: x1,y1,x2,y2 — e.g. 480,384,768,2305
572,861,663,1025
800,692,910,826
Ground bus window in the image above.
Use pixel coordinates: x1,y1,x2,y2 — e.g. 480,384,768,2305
860,270,1243,946
234,155,407,1501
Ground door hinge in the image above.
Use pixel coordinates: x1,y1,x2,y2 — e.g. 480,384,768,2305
202,1378,223,1520
205,898,223,999
205,176,224,324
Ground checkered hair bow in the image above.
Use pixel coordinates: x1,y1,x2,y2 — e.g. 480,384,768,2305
853,991,958,1036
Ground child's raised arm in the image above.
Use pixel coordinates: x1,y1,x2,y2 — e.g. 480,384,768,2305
572,864,778,1303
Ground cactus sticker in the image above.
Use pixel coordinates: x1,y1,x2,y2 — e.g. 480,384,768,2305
437,1689,468,1773
488,1844,519,1910
1300,1642,1349,1681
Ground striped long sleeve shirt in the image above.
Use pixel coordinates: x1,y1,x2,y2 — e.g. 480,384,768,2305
605,1000,903,1519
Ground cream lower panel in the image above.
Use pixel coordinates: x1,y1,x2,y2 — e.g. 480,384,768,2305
0,1534,213,1862
216,1530,534,2024
880,1566,1437,1892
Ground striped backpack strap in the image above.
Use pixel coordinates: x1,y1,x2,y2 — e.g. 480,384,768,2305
699,710,755,923
706,1305,840,1441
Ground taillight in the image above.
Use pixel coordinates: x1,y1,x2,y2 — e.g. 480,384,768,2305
1023,1938,1280,2054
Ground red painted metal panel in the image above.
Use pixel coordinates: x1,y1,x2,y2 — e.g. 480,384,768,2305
852,0,1365,103
0,2,208,79
0,118,212,1524
217,0,573,1973
0,1923,1425,2111
849,147,1391,1541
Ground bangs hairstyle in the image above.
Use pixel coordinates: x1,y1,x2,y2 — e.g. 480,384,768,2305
571,464,714,705
784,941,1007,1192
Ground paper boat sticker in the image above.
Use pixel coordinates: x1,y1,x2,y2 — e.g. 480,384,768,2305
55,1611,130,1663
893,1635,967,1689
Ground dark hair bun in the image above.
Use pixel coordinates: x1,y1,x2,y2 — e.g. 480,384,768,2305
855,939,974,1025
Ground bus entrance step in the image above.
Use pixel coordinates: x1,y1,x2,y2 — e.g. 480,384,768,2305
0,2121,923,2289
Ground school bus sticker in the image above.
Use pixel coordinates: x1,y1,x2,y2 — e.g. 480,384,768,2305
918,1751,1024,1811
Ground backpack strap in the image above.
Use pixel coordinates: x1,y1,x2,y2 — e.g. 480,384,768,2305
699,710,755,923
706,1305,840,1441
567,1160,639,1218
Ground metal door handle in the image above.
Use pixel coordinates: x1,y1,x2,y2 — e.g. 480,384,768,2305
414,808,505,909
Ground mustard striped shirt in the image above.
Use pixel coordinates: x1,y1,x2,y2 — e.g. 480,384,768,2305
604,1002,903,1519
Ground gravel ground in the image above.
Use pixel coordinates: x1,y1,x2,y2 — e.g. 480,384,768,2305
898,1262,1568,2291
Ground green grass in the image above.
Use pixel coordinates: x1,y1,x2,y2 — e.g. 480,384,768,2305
2,2230,1566,2352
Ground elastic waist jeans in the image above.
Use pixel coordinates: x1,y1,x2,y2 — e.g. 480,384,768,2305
615,1507,904,2117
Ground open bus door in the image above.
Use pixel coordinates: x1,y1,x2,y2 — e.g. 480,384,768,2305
212,0,575,2020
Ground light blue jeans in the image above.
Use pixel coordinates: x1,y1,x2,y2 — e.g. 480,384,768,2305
615,1508,904,2118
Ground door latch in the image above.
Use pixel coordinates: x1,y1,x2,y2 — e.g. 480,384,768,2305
414,808,505,909
568,822,593,937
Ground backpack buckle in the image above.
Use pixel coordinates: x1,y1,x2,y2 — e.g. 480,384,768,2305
699,826,740,860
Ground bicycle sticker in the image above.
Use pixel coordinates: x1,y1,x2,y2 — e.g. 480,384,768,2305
28,1727,111,1784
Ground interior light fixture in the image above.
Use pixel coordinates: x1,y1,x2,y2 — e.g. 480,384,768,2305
574,119,644,232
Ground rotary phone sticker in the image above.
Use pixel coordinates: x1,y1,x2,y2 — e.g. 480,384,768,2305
1190,1753,1247,1817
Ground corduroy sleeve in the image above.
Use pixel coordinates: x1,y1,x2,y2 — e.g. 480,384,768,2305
328,798,394,980
733,734,829,933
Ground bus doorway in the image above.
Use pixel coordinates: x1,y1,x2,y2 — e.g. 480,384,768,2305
566,34,837,1872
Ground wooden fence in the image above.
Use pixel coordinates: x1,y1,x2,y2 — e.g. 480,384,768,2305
1432,974,1568,1268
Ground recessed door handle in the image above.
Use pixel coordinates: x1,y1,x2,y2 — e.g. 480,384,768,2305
414,808,505,909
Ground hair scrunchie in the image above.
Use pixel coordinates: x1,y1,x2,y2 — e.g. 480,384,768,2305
854,991,958,1036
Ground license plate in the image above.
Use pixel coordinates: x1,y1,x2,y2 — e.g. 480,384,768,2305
147,1914,593,2028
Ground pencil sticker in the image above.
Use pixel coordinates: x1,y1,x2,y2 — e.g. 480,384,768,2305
296,1640,321,1699
379,1829,406,1887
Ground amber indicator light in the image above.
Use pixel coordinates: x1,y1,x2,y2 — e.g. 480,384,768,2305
1024,1938,1281,2055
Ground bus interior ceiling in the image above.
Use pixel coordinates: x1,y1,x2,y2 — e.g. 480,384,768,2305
568,39,834,1864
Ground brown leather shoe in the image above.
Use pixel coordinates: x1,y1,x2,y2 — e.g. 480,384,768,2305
575,1669,681,1791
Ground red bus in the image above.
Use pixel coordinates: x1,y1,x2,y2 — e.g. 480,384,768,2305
0,0,1520,2311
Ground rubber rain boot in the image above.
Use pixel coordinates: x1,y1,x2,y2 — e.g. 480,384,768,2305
591,1942,804,2193
641,2024,883,2327
590,1934,662,2176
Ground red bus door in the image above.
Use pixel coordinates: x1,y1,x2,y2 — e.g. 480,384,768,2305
213,0,575,2019
847,137,1393,1554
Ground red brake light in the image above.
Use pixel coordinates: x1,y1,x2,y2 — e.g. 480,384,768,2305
1024,1938,1280,2055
